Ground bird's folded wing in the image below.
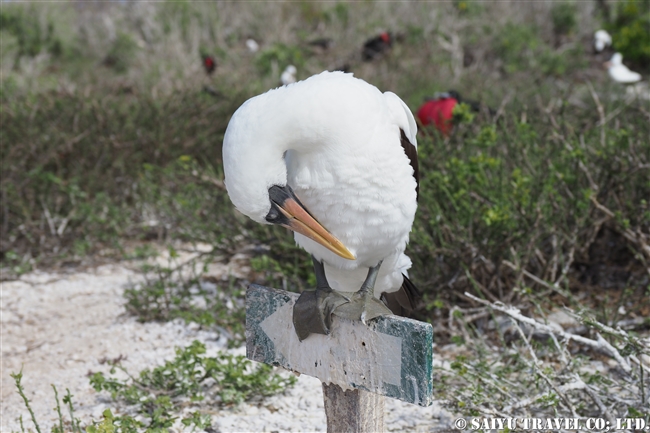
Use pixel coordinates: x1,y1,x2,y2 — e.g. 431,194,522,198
381,274,422,317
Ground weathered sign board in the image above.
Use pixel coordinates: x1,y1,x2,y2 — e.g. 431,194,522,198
246,284,434,407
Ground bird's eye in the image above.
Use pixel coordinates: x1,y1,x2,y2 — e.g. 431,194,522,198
266,205,280,222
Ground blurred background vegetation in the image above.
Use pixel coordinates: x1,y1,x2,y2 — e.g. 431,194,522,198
1,0,649,425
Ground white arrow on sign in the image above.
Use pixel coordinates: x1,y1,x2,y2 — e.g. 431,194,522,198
259,300,403,390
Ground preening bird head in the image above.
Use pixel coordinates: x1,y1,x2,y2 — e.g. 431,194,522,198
222,85,356,260
593,30,612,53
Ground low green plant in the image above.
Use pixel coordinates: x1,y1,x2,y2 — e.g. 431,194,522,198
1,90,244,273
123,244,159,261
10,370,42,433
256,43,304,76
0,6,62,67
103,32,138,73
451,102,476,125
124,248,247,347
86,409,142,433
90,340,296,429
495,22,540,74
494,21,585,76
11,371,112,433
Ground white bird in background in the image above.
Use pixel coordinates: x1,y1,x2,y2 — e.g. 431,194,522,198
223,71,420,341
280,65,297,86
246,38,259,53
593,29,612,53
606,53,642,84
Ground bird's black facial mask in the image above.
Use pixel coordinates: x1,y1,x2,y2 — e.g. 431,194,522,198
266,185,300,225
265,184,355,260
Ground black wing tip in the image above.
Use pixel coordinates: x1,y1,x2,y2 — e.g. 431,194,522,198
381,273,422,318
399,129,419,201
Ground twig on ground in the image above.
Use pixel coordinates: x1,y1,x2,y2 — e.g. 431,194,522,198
502,260,571,299
574,374,615,424
510,318,579,417
463,292,634,373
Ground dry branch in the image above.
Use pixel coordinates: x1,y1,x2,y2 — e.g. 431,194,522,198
463,292,635,373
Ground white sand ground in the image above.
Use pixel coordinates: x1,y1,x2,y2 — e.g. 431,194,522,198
1,262,453,432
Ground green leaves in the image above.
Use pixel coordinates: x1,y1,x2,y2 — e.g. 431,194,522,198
103,33,139,74
123,252,247,347
255,43,304,76
451,102,476,126
90,340,296,429
608,0,650,66
86,409,143,433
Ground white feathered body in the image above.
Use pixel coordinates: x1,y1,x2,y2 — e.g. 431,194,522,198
608,53,642,84
223,72,418,297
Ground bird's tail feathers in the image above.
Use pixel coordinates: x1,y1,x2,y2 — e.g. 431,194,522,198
381,274,421,318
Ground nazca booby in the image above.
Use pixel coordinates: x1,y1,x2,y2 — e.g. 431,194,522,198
281,65,297,86
593,30,612,53
223,71,420,340
605,53,642,84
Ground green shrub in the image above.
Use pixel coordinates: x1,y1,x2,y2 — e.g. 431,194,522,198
0,90,244,269
551,2,577,36
609,0,650,68
256,43,304,76
0,6,62,65
495,22,540,73
90,340,296,429
103,32,138,73
494,21,585,76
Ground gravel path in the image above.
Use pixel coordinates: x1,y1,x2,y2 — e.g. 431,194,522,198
1,263,452,432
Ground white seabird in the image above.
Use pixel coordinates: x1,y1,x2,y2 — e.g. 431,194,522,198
593,30,612,53
280,65,297,86
246,38,259,53
606,53,642,84
223,71,420,340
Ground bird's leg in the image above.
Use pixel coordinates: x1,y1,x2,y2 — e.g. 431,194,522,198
292,256,349,341
332,260,392,324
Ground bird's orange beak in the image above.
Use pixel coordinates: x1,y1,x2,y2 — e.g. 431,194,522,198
276,198,356,260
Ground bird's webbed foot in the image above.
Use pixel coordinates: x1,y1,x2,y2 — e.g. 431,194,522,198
292,256,349,341
332,260,392,324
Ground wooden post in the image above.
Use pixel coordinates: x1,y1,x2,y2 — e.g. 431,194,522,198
246,284,434,430
322,383,385,433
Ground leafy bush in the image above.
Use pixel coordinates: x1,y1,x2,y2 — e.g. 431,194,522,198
608,0,650,68
494,23,540,74
103,32,138,73
0,6,63,65
90,340,296,429
493,20,586,77
0,90,244,271
255,43,305,77
410,102,649,311
551,2,577,36
124,246,247,347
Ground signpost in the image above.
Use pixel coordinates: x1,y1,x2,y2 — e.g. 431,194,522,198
246,284,434,432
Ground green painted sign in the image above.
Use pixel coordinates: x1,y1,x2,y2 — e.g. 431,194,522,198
246,284,434,406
